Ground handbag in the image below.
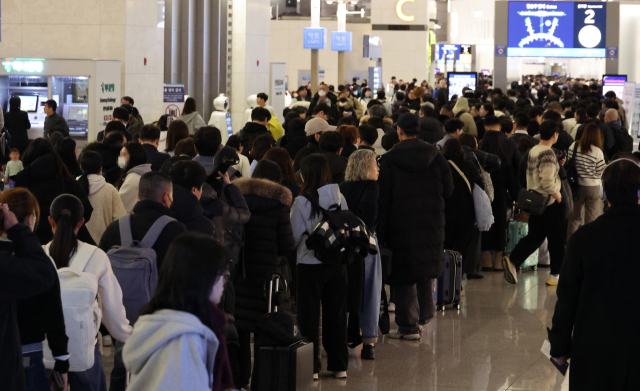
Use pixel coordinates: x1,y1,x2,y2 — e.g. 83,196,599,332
449,160,494,231
517,188,550,216
472,153,494,202
380,248,393,279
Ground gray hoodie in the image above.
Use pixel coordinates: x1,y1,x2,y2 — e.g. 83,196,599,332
179,112,207,135
123,309,219,391
290,184,348,265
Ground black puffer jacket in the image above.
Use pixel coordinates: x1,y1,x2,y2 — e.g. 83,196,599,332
293,142,319,172
316,151,348,184
419,117,445,145
233,177,294,332
12,153,95,245
377,138,454,284
237,122,271,161
170,184,215,236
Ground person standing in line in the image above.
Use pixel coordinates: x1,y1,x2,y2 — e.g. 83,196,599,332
43,100,69,137
179,97,207,135
377,113,453,340
503,120,564,286
566,123,605,239
3,97,31,154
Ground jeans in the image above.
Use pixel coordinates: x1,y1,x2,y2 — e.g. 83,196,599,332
297,263,348,373
23,351,50,391
510,201,566,276
68,343,107,391
394,279,436,335
360,238,382,343
109,340,127,391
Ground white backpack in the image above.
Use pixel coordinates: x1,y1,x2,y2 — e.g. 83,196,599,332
44,243,102,372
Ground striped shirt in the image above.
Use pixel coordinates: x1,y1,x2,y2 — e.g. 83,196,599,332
568,142,605,187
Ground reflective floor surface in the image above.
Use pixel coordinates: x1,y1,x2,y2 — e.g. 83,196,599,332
104,268,569,390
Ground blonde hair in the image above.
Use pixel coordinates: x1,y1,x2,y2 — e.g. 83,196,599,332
345,149,377,181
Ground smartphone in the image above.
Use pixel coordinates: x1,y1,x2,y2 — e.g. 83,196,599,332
550,357,569,376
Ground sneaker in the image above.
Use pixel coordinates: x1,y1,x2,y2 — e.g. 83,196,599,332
502,256,518,284
333,371,348,379
388,329,421,340
546,274,559,286
361,344,375,360
388,302,396,312
102,335,112,347
313,373,319,381
466,273,484,280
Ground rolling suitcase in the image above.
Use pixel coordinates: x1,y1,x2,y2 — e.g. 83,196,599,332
258,274,314,391
505,221,539,272
436,250,462,311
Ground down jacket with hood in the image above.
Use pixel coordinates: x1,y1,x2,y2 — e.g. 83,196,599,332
291,184,349,265
83,174,127,244
377,138,454,284
233,177,294,332
82,142,122,186
123,309,219,391
119,164,152,214
178,112,207,135
452,97,478,137
170,184,216,236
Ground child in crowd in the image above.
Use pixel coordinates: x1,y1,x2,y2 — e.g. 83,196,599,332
4,148,24,188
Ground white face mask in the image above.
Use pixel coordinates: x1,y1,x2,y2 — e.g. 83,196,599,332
118,157,127,169
318,90,327,97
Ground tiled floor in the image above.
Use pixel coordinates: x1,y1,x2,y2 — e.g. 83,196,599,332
103,268,569,390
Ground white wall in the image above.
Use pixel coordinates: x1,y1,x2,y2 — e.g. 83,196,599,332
231,0,272,131
269,20,374,89
0,0,164,128
619,4,640,83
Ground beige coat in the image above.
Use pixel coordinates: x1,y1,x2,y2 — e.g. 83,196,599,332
83,174,127,244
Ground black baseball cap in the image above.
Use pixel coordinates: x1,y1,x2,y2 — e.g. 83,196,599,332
396,113,419,134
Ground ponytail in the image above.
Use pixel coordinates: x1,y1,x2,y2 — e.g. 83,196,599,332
78,174,90,196
49,194,84,270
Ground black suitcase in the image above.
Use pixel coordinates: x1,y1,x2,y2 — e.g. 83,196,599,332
436,250,463,311
258,341,314,391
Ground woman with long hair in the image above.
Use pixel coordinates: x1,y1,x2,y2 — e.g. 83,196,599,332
178,97,206,134
338,149,382,360
6,189,68,391
45,194,132,391
567,123,605,238
117,142,151,213
158,119,190,155
479,131,519,271
55,137,82,177
124,233,234,391
233,160,294,390
248,133,275,176
290,154,349,379
263,147,301,198
475,102,496,140
12,138,94,245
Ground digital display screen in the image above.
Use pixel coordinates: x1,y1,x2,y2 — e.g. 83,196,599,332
507,2,606,58
226,113,233,137
68,106,88,121
602,75,627,99
18,95,38,112
447,73,477,100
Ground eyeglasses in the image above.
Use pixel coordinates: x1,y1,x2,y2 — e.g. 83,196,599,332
376,155,383,168
217,271,230,284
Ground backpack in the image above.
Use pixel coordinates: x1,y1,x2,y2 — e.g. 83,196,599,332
565,147,580,195
107,214,176,325
612,127,633,156
304,204,377,266
43,244,101,372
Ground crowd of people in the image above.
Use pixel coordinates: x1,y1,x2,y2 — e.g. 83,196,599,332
2,72,640,391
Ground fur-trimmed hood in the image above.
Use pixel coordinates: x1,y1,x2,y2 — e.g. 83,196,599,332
234,177,292,206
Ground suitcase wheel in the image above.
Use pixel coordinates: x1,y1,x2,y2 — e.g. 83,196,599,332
533,266,537,271
453,302,460,310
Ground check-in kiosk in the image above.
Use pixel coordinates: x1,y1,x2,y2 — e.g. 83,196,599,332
0,58,121,141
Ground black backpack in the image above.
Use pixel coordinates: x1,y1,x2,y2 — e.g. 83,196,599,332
565,153,580,196
304,204,377,266
612,127,633,156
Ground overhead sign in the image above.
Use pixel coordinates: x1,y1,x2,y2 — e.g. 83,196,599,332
363,35,382,58
368,67,382,91
303,27,327,49
2,58,44,73
396,0,415,22
507,1,607,58
163,84,185,118
331,31,352,51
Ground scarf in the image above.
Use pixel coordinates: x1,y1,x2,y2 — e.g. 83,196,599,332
209,303,235,391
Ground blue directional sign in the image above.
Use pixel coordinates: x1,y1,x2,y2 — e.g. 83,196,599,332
303,28,327,50
331,31,353,52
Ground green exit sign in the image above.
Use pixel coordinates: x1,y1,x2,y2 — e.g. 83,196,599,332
2,58,45,73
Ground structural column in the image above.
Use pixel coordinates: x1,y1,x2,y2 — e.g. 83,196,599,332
310,0,320,93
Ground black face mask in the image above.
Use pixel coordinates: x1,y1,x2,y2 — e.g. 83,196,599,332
339,98,348,103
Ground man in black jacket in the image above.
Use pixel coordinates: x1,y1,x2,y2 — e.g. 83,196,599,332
169,160,216,237
510,112,539,148
237,107,271,160
306,84,339,121
139,125,170,171
377,113,454,340
480,115,522,172
0,206,58,391
293,117,336,171
84,131,126,186
575,103,615,160
357,125,378,151
99,171,187,270
316,131,348,184
43,100,69,137
418,104,445,144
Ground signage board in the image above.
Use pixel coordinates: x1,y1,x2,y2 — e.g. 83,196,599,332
303,28,327,50
363,35,382,58
331,31,352,51
163,84,185,118
368,67,382,91
602,75,627,101
2,58,44,73
447,72,477,100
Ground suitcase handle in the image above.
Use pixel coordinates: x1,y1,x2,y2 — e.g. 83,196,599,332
263,273,288,313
